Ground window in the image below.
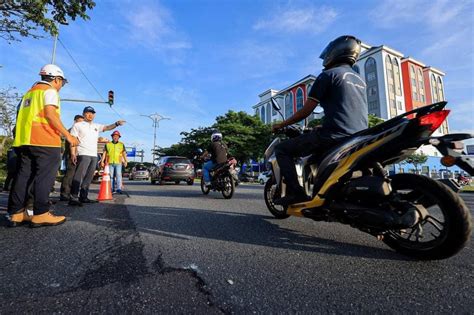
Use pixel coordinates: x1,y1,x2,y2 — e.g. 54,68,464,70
296,88,304,111
368,101,378,111
271,101,277,116
260,106,265,123
365,57,380,116
417,69,425,103
368,86,377,96
285,93,293,119
393,59,402,96
438,77,444,100
410,65,418,101
397,101,403,110
307,84,313,96
432,74,439,102
352,64,360,74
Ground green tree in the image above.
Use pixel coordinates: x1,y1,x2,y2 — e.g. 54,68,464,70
214,111,272,165
0,0,96,42
368,114,384,128
403,152,428,173
307,116,324,128
161,111,272,166
0,87,19,156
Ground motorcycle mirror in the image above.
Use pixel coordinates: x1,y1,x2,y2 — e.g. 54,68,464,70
271,98,281,111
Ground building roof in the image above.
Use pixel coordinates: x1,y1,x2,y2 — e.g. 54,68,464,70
401,57,426,67
359,45,404,59
423,66,445,76
252,74,317,109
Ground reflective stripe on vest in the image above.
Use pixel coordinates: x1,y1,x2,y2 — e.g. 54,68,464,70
105,141,125,164
13,83,61,147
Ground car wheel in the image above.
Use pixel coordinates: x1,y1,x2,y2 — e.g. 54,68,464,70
187,179,194,185
151,179,156,184
259,179,264,185
175,180,180,185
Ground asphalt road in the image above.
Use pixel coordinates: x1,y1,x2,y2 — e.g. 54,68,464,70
0,180,473,313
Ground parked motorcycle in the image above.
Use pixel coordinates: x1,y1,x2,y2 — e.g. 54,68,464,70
264,100,473,260
457,175,471,186
201,157,237,199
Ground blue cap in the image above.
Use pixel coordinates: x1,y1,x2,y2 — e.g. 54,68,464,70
83,106,96,113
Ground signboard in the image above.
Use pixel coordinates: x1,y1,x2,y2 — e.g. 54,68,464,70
467,145,474,155
126,147,136,157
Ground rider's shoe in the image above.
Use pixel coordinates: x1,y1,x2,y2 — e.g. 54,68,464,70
274,187,309,206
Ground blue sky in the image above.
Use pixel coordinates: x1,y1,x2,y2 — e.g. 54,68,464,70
0,0,473,161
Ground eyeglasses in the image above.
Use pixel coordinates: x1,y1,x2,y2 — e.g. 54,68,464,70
56,77,68,87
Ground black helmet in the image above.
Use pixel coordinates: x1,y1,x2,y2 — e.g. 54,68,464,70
319,35,361,68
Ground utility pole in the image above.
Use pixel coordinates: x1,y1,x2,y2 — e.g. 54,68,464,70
51,34,58,64
140,113,170,163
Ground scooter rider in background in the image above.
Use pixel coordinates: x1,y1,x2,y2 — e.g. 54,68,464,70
202,131,230,187
272,35,368,205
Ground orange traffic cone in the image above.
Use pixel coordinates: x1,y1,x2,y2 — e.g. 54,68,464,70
97,164,113,201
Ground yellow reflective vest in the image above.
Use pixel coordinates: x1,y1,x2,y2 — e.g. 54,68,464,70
105,141,126,164
13,83,61,148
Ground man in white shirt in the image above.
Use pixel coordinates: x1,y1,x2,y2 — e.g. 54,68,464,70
69,106,125,206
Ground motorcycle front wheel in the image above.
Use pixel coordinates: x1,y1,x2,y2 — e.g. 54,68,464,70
221,175,234,199
200,177,210,195
383,174,472,260
264,176,289,219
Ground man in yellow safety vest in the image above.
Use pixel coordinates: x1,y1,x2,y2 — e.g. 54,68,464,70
100,130,128,194
8,64,79,227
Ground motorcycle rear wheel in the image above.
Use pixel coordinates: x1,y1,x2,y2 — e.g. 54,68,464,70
221,175,234,199
383,174,472,260
264,176,289,219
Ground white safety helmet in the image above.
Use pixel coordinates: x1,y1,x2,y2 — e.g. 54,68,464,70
39,64,68,82
211,132,222,142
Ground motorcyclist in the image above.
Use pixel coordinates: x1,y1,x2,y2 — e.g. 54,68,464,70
202,131,230,187
272,35,368,205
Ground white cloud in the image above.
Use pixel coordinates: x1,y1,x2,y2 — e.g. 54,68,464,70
447,101,474,131
253,6,337,34
122,1,191,62
370,0,470,29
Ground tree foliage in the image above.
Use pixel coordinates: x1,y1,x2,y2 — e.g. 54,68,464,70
161,111,272,165
0,87,19,156
0,0,96,42
368,114,384,128
403,152,428,172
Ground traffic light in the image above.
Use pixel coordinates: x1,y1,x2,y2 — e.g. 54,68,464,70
108,90,114,106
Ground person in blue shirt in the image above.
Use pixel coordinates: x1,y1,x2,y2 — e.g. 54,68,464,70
272,35,368,205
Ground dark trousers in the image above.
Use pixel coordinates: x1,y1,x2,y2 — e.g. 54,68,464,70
8,146,61,215
274,130,335,192
60,156,77,199
70,155,98,201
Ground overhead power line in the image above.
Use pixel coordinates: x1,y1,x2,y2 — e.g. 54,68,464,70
57,37,152,135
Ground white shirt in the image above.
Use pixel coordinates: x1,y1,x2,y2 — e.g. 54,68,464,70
70,121,105,157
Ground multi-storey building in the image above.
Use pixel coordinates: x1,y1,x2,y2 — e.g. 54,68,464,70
252,75,317,125
252,40,457,174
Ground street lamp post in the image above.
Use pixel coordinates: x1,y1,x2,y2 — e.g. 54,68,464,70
140,113,170,163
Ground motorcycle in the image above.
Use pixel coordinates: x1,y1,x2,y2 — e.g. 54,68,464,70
264,99,473,260
200,157,238,199
457,175,471,186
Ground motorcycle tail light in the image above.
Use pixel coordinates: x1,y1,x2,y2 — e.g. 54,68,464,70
418,110,450,132
441,155,456,167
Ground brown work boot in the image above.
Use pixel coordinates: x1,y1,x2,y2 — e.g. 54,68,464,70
8,209,32,227
30,211,66,228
